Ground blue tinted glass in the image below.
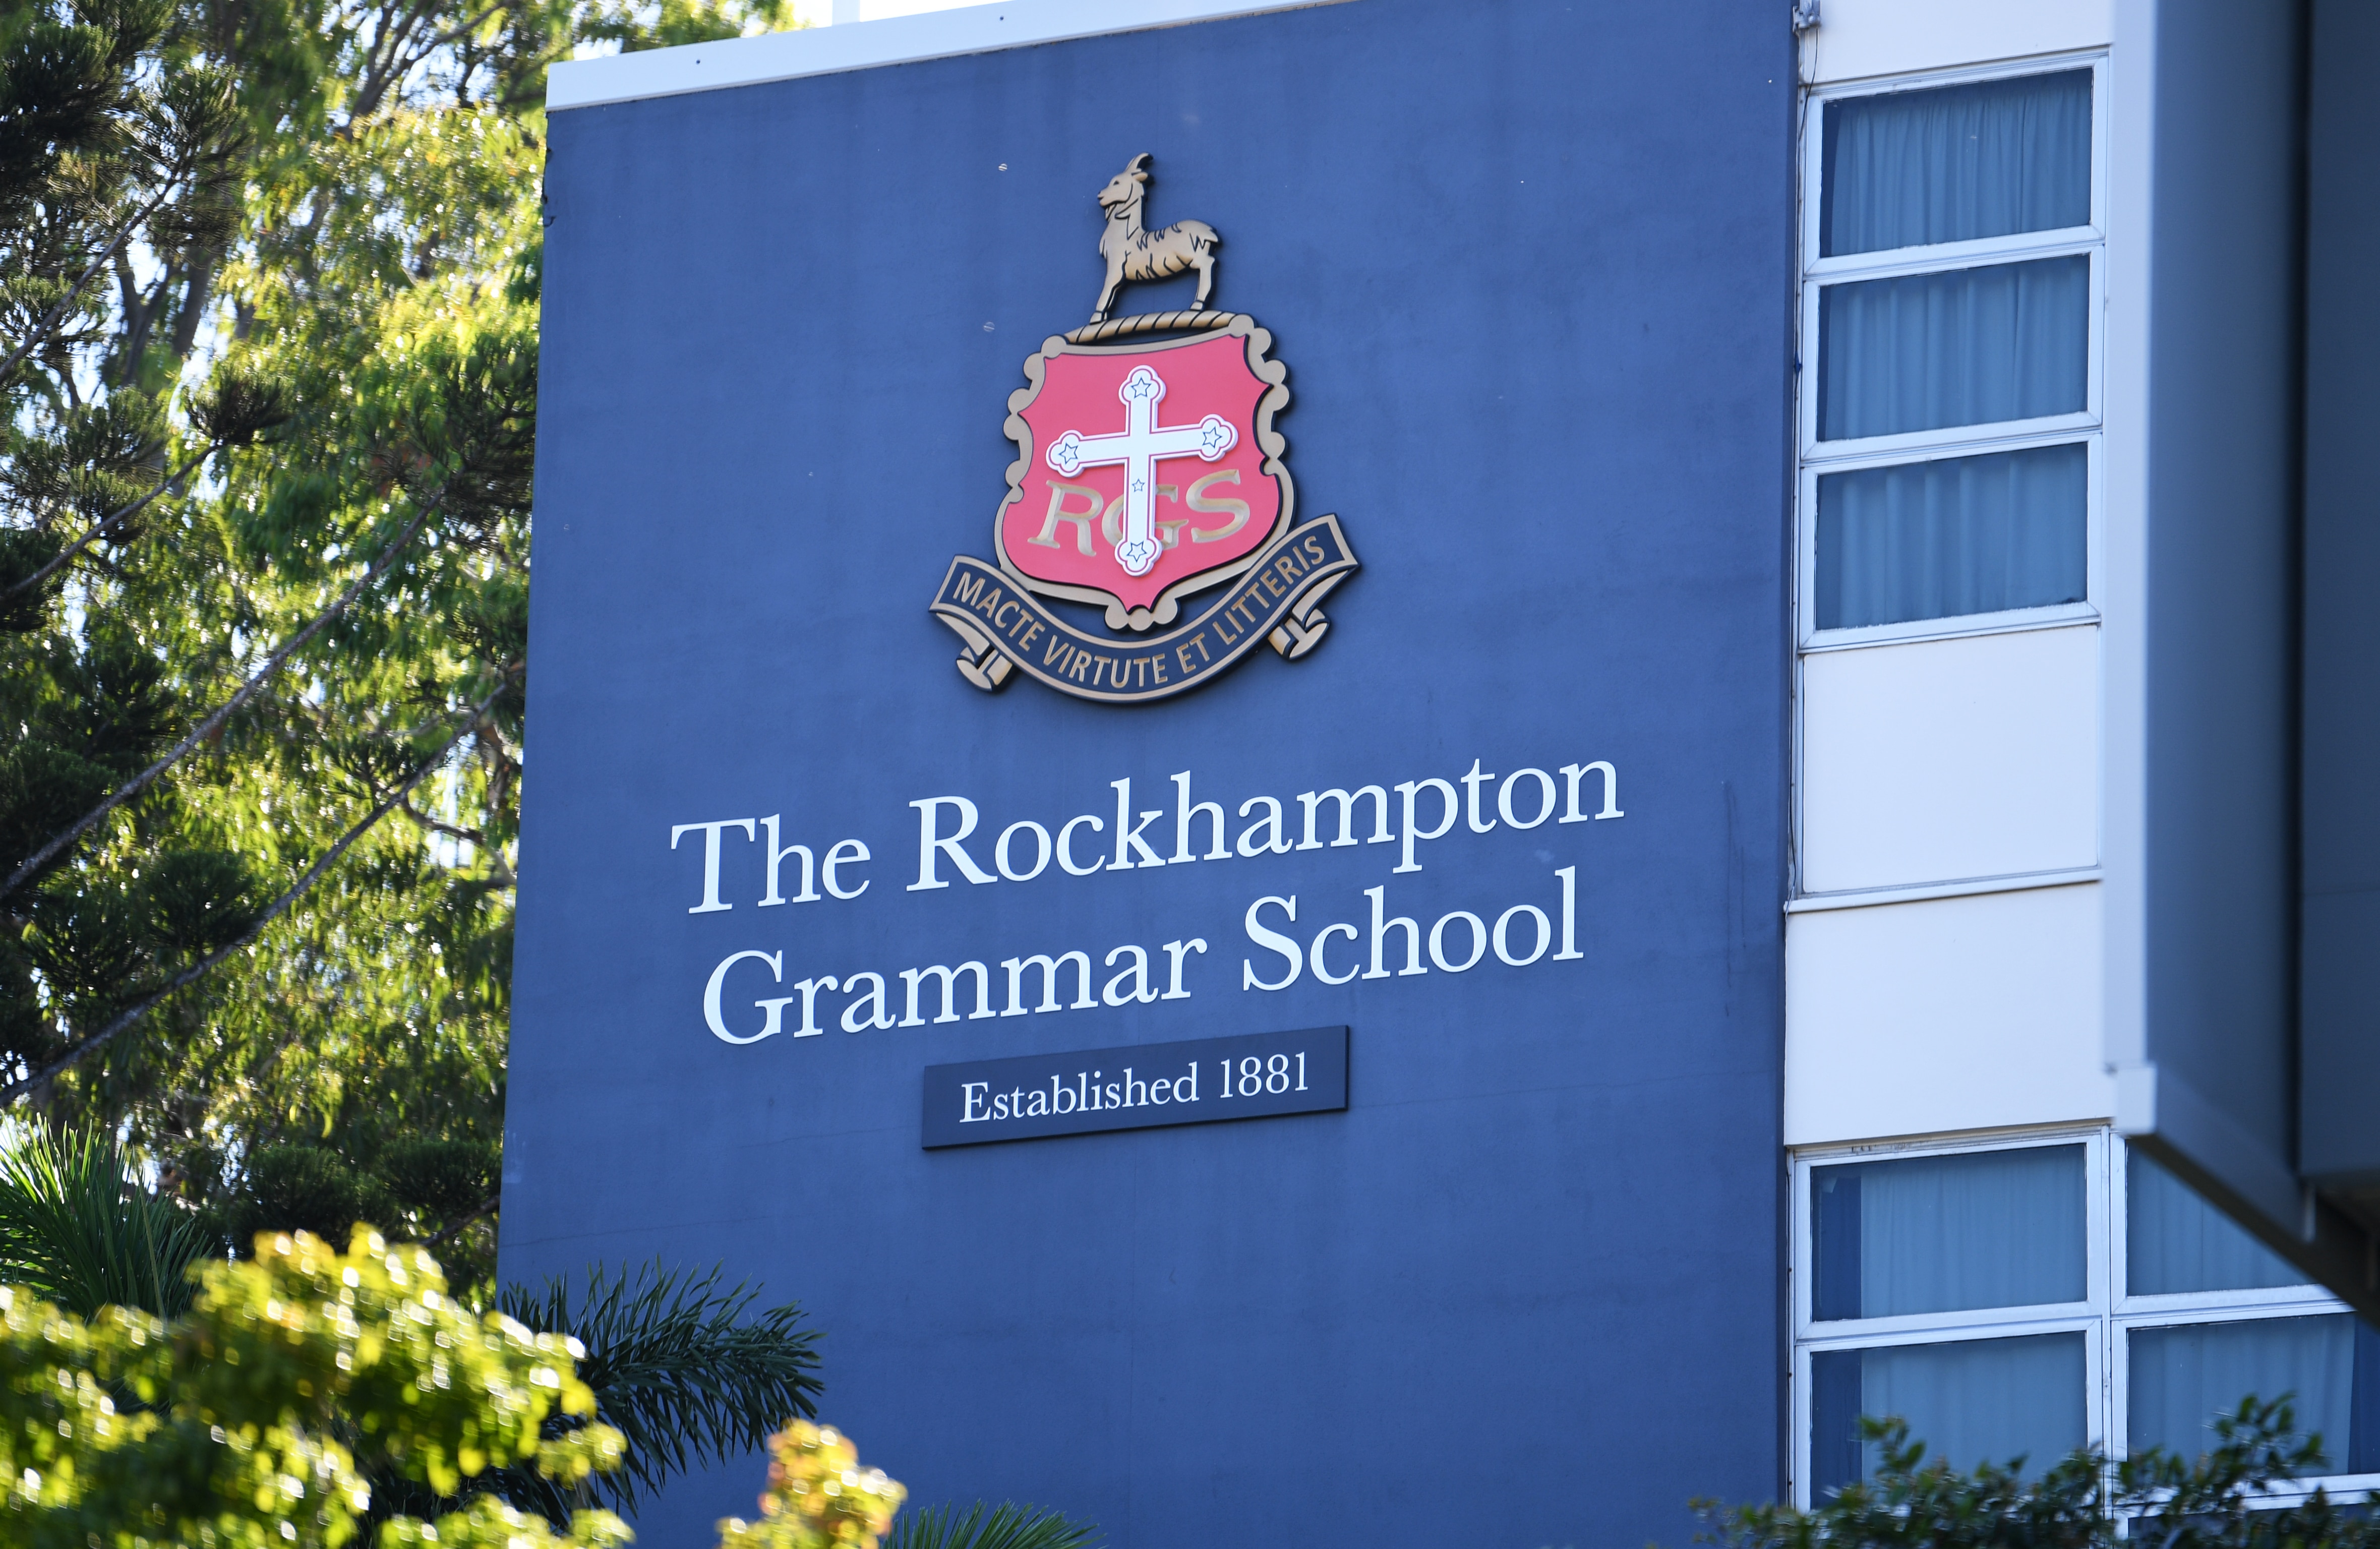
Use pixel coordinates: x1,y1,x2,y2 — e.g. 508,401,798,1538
1811,1146,2086,1320
1818,255,2089,440
1812,1333,2088,1495
1822,69,2093,256
2127,1150,2308,1295
1815,443,2087,630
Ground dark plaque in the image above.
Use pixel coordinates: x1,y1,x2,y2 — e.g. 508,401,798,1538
922,1026,1349,1149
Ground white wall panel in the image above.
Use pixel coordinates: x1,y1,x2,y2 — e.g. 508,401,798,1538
1805,0,2112,84
1785,883,2112,1146
1801,625,2098,896
546,0,1353,107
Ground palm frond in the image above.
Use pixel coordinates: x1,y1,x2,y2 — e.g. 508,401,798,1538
496,1260,823,1514
0,1123,213,1317
887,1502,1102,1549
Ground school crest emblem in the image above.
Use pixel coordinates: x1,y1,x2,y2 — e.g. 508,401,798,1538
931,154,1358,704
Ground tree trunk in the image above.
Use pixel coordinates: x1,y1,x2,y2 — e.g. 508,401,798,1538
168,249,216,363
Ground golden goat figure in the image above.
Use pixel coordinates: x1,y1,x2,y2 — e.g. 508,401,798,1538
1088,153,1220,324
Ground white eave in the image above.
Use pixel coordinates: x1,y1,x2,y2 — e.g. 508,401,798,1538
545,0,1355,111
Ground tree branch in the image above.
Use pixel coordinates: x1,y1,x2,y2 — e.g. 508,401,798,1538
0,167,191,385
0,671,518,1106
398,795,484,846
399,792,517,887
427,1193,499,1249
2,443,214,601
1,498,438,903
347,0,459,123
167,249,217,363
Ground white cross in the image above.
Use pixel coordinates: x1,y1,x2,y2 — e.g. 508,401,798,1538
1046,365,1237,577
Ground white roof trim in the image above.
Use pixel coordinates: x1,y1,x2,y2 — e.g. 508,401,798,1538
546,0,1355,111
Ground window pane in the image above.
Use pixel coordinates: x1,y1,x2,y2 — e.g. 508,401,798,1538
2127,1150,2309,1295
1822,69,2093,256
1811,1333,2088,1496
1818,255,2089,440
1814,443,2086,630
2129,1317,2361,1470
1811,1145,2086,1321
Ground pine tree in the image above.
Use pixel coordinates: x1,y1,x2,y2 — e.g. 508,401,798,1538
3,0,793,1285
5,0,824,1518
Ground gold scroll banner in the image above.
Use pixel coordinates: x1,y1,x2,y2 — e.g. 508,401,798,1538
929,516,1358,704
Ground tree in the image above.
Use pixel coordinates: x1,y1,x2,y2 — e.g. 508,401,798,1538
1,0,794,1292
2,0,539,1290
3,3,878,1533
0,1225,629,1546
0,1118,829,1530
1701,1400,2380,1549
0,1237,1101,1548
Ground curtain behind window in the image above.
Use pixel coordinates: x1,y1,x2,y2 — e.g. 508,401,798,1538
1815,442,2087,630
1822,70,2093,256
1812,1333,2088,1494
2129,1317,2356,1467
2127,1151,2308,1295
1818,255,2089,440
1813,1145,2087,1320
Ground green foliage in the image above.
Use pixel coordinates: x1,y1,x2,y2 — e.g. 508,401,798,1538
377,1134,501,1223
1700,1397,2380,1549
577,0,800,52
885,1502,1103,1549
0,1113,825,1532
0,2,165,208
0,6,903,1538
0,8,864,1533
496,1261,826,1517
0,1122,211,1316
0,1226,628,1546
0,0,547,1259
226,1136,498,1269
231,1141,393,1243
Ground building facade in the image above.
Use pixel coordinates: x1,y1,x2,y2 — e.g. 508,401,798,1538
505,2,2378,1542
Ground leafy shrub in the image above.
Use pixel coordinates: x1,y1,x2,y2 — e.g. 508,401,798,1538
1701,1398,2380,1549
0,1225,626,1546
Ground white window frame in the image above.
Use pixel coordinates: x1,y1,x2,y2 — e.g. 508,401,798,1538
1789,1127,2379,1511
2110,1148,2380,1502
1793,53,2111,655
1790,1127,2110,1505
1797,430,2105,654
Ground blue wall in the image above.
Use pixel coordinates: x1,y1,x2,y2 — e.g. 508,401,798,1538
508,2,1794,1543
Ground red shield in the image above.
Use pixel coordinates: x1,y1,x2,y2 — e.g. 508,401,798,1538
996,323,1288,625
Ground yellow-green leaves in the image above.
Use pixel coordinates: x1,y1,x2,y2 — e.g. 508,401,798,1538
378,1495,634,1549
0,1228,625,1547
185,1228,598,1496
0,1287,162,1513
718,1422,908,1549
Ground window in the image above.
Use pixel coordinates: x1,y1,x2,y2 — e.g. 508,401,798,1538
1793,1131,2380,1507
2118,1149,2380,1480
1799,62,2105,647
